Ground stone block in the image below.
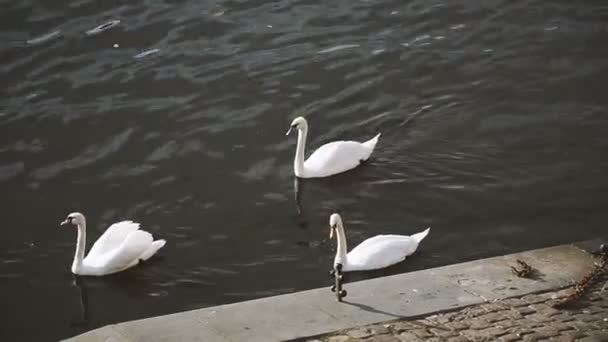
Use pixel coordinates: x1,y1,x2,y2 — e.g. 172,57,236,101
499,334,523,342
579,332,608,342
346,328,372,339
328,335,351,342
515,307,536,316
445,322,470,331
397,332,424,342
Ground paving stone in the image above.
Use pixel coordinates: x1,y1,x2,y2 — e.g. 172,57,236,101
596,317,608,329
390,321,418,333
494,319,518,329
526,313,553,323
500,309,524,320
328,335,351,342
579,332,608,342
560,330,588,339
514,329,535,338
467,307,490,318
397,332,424,342
429,327,457,338
460,329,495,341
555,323,575,332
482,312,506,323
445,322,470,331
368,335,400,342
346,328,372,339
528,304,561,317
533,326,560,338
468,318,493,330
522,295,547,305
499,334,523,342
481,326,510,337
570,321,593,331
447,336,471,342
501,298,530,307
410,328,433,339
577,313,602,323
432,316,452,324
551,313,576,323
515,306,536,316
425,338,448,342
370,325,390,335
480,303,507,313
313,271,607,342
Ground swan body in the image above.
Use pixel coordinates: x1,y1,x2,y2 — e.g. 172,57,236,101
286,117,380,178
60,212,166,276
329,213,430,272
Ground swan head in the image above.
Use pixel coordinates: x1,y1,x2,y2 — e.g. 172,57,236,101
61,212,85,227
285,116,308,136
329,213,343,239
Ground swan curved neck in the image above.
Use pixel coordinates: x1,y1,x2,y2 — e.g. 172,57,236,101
294,126,308,176
72,222,86,273
334,223,348,266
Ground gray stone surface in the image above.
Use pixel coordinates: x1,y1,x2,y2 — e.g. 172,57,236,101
311,254,607,342
64,241,601,342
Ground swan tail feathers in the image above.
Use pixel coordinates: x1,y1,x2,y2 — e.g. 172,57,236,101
363,133,381,150
411,227,430,244
140,239,166,261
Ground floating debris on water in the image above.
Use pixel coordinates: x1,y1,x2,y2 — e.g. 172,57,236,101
412,34,431,43
317,44,359,54
86,20,121,35
113,43,119,48
134,48,160,59
27,30,61,45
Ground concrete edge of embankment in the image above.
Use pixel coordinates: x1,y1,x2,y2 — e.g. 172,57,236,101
65,238,606,342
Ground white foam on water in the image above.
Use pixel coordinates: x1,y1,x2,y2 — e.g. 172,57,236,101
317,44,359,54
86,20,121,35
134,49,160,59
27,30,61,45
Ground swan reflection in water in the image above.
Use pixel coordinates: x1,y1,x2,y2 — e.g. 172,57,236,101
294,177,303,216
71,275,89,327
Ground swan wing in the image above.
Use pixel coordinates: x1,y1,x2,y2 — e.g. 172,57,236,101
86,220,141,260
305,140,371,177
346,235,419,271
86,230,153,272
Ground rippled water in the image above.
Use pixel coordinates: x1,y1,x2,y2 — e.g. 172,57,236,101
1,0,607,340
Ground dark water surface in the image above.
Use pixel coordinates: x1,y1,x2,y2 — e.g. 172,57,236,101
1,0,607,340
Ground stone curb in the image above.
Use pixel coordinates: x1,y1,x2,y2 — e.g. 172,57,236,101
65,239,605,342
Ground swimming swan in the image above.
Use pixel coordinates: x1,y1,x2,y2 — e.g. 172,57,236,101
286,117,380,178
60,212,166,276
329,213,430,272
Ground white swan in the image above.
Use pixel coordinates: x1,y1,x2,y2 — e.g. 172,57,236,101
60,212,166,276
286,117,380,178
329,213,430,271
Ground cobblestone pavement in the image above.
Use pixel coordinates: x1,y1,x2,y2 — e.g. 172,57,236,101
306,273,607,342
